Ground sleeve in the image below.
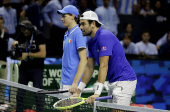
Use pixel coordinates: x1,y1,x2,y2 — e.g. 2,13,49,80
36,32,45,46
88,40,94,58
153,46,158,55
14,9,17,26
133,44,138,54
75,31,86,49
98,35,114,57
135,43,140,54
156,33,167,46
25,4,35,16
43,2,55,23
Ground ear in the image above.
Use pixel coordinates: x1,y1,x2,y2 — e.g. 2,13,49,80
91,21,96,28
72,14,75,20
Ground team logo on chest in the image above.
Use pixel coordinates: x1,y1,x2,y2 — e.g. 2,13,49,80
68,39,72,43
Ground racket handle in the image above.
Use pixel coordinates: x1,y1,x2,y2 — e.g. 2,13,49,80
95,95,113,101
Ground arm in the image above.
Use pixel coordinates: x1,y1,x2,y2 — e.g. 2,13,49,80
85,56,109,104
97,56,109,85
29,44,46,58
17,44,46,61
72,57,96,95
43,2,53,24
69,48,87,93
20,10,26,20
14,10,17,27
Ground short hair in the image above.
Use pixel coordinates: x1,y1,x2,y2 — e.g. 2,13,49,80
142,30,150,35
87,20,101,28
0,16,4,23
123,34,133,41
123,22,133,30
67,13,80,23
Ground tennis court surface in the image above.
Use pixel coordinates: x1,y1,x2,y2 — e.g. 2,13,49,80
0,79,169,112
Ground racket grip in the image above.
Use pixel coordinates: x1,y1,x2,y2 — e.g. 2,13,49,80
95,95,113,101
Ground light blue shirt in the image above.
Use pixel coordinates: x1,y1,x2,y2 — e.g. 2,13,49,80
136,41,158,55
120,41,138,54
43,0,70,28
156,33,167,46
95,6,118,35
61,25,86,85
0,7,17,34
96,0,114,7
118,0,137,15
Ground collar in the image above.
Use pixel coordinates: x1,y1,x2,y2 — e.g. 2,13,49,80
92,27,102,42
65,24,79,37
0,29,4,38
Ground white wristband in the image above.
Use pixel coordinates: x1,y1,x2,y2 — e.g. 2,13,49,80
78,82,86,91
94,83,103,95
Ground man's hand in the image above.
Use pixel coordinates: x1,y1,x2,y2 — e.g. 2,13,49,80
4,28,8,33
85,94,99,104
69,83,77,94
12,41,19,48
18,53,28,61
70,92,80,97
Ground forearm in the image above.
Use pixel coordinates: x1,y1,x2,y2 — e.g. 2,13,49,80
98,65,108,84
73,59,87,84
29,51,46,58
76,66,94,94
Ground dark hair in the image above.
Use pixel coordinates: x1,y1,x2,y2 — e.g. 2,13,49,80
0,16,4,23
87,20,101,28
123,34,133,40
67,13,80,23
123,22,133,30
142,30,150,35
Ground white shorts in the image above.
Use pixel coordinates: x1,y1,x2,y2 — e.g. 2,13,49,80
107,80,137,106
60,83,72,96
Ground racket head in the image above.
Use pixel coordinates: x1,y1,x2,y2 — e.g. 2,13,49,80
53,97,86,110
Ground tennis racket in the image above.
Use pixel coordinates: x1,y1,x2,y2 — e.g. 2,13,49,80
53,95,113,110
37,89,69,94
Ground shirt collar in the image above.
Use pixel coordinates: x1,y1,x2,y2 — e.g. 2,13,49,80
92,27,102,42
65,24,79,37
68,24,79,35
0,29,4,38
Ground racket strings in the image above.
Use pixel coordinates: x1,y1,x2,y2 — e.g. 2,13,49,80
56,99,82,107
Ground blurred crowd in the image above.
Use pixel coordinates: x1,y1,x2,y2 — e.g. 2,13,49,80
0,0,170,58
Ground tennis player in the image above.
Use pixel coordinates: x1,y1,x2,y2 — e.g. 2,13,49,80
72,11,137,106
57,5,87,96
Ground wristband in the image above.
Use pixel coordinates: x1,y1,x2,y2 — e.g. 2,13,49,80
94,83,103,95
78,82,86,91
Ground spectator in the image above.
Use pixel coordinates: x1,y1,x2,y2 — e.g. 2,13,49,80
136,30,158,55
156,31,169,50
117,22,139,43
43,0,70,57
20,0,44,31
153,0,164,15
120,34,138,54
0,16,9,110
95,0,119,36
159,31,170,55
0,0,17,38
12,20,46,112
95,0,115,7
116,0,138,15
139,1,155,16
77,0,90,15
